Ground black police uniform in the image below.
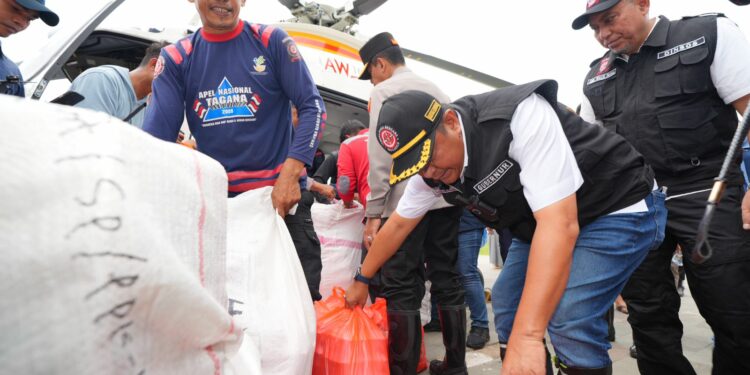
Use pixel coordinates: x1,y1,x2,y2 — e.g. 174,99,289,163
583,15,750,375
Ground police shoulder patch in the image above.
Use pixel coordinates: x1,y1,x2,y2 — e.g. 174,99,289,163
589,51,608,68
154,55,165,79
589,58,601,68
283,37,301,62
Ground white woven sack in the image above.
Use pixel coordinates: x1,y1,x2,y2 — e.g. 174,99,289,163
226,187,316,375
0,96,244,375
311,200,365,299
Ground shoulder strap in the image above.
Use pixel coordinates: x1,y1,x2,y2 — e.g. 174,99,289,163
123,102,147,122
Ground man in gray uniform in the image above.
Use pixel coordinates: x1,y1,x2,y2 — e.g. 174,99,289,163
357,32,466,375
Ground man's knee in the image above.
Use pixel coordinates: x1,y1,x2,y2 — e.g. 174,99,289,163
431,286,464,307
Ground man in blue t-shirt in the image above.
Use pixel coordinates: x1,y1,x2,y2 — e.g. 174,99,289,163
142,0,327,300
0,0,58,97
70,41,168,128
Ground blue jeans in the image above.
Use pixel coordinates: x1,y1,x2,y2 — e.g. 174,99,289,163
457,228,489,328
491,190,666,368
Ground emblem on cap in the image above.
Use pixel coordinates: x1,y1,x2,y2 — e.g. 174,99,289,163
424,100,441,122
379,126,400,152
587,0,600,9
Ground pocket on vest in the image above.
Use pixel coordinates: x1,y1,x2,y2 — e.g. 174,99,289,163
656,107,718,170
654,45,711,97
587,82,617,117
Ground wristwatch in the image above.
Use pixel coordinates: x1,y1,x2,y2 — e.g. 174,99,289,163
354,267,371,285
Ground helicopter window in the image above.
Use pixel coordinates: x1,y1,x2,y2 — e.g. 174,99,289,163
316,86,369,155
62,31,154,82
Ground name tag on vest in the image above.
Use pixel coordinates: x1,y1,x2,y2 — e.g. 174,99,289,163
586,69,617,85
657,36,706,59
474,160,514,194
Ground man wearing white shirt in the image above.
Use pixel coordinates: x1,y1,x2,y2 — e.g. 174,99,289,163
574,0,750,373
345,80,665,374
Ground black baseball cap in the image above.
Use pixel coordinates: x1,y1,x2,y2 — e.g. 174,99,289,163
358,32,399,80
16,0,59,26
572,0,621,30
376,90,444,185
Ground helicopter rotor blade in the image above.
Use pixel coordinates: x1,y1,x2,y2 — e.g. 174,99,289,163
350,0,388,16
278,0,303,11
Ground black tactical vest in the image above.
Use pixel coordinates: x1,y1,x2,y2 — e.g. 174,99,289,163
437,80,654,242
583,15,741,194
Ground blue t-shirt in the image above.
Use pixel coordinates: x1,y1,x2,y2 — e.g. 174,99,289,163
70,65,146,127
142,21,326,194
0,42,24,97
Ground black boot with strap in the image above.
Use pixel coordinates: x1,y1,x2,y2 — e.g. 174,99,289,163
429,305,468,375
387,310,422,375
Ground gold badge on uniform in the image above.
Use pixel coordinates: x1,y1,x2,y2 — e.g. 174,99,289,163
424,100,441,122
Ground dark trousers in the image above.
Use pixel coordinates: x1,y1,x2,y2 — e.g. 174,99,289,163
622,185,750,375
380,206,465,312
285,190,323,301
361,243,384,303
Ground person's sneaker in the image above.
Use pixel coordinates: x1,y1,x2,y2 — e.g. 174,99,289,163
466,326,490,349
629,344,637,359
423,319,441,332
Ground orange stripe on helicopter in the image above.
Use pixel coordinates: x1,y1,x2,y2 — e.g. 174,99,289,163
287,31,361,61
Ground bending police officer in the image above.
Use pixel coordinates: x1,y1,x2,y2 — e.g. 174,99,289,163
345,80,666,374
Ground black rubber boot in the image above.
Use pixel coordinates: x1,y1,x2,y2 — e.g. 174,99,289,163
557,364,613,375
387,310,422,375
499,340,553,375
429,305,468,375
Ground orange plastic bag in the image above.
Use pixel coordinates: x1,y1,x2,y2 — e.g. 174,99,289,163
417,326,427,373
313,287,390,375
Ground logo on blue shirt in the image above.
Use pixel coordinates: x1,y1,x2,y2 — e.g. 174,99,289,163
195,77,262,124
